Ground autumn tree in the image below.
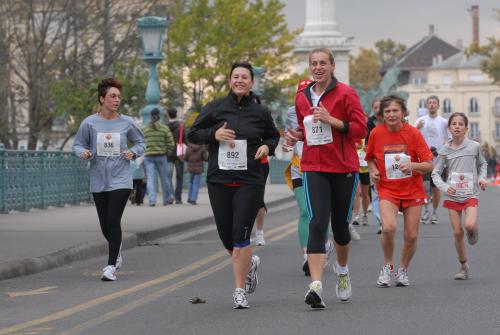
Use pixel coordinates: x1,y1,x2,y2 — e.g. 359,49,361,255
161,0,300,117
375,39,407,66
349,48,381,91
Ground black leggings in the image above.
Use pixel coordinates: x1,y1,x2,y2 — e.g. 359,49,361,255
92,189,130,266
303,172,358,252
207,183,264,251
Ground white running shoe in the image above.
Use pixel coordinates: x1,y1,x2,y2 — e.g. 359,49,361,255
349,224,360,241
101,265,117,281
305,280,325,308
245,255,260,294
395,267,409,287
255,231,266,246
361,214,368,226
431,213,438,224
233,288,250,309
377,263,393,287
336,272,352,301
454,265,469,280
467,230,478,245
351,215,360,226
367,204,373,212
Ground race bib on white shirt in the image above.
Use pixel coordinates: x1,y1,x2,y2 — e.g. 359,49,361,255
358,150,368,167
449,172,473,196
218,140,247,170
384,152,411,180
303,115,333,146
96,132,121,157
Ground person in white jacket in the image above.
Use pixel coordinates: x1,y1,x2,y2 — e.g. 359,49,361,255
431,112,487,281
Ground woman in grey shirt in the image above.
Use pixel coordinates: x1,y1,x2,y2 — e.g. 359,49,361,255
73,78,145,281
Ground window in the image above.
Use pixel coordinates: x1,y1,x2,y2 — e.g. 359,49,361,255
469,97,479,114
469,122,480,139
494,97,500,115
496,123,500,140
468,74,484,82
443,98,452,114
418,99,426,109
442,75,452,87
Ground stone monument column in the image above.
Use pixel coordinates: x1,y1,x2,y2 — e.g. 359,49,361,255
294,0,352,84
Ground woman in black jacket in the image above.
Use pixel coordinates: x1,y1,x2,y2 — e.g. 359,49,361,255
188,61,280,309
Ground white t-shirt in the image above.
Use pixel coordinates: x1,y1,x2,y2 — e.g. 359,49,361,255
414,114,449,150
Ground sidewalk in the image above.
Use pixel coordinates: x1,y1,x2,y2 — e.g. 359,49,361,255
0,184,294,281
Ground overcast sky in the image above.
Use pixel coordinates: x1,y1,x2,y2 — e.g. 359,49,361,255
283,0,499,52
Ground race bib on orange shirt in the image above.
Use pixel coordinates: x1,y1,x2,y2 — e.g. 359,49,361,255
383,144,411,180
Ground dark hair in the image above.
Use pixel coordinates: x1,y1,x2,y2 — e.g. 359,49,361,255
167,107,177,119
150,108,160,129
426,95,440,105
97,77,122,105
380,94,408,117
229,61,254,80
448,112,468,127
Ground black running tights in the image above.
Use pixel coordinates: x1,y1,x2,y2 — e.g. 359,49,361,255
92,189,130,266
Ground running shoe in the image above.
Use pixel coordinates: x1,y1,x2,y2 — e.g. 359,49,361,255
367,204,373,212
351,215,360,226
336,272,352,301
454,265,469,280
377,226,382,234
395,267,409,287
431,213,439,224
361,214,369,226
349,224,360,241
245,255,260,294
255,231,266,246
324,240,334,267
101,265,117,281
305,281,325,308
377,263,393,287
421,207,430,224
233,288,250,309
467,230,478,245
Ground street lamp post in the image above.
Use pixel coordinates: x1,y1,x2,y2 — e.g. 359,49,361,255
136,16,167,124
252,66,265,97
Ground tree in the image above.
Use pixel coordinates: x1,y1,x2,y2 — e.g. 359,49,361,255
2,0,158,149
375,39,407,66
161,0,300,116
349,48,381,91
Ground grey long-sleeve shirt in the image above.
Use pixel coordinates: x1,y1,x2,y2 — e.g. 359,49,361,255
73,114,145,192
431,138,487,202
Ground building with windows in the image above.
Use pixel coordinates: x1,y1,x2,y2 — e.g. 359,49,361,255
404,51,500,153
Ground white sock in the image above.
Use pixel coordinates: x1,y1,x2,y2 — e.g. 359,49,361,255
256,229,264,235
336,263,349,275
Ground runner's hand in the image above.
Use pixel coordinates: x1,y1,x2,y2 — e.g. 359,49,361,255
215,122,236,142
400,162,412,175
370,170,380,183
311,102,331,123
254,145,269,159
447,187,456,195
81,150,92,160
123,150,135,160
479,179,487,191
284,129,303,147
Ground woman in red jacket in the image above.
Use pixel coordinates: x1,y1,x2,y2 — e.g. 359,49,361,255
286,48,367,308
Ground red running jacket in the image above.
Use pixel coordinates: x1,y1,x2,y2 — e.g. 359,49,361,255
295,77,367,173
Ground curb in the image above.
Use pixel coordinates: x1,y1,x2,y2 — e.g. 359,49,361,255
0,195,294,281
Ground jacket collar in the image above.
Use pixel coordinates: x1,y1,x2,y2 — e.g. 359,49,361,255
303,76,338,107
228,91,256,105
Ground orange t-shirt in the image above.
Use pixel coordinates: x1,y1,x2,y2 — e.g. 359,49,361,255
365,123,433,200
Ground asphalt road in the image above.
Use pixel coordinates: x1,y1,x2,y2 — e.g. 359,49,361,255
1,188,500,335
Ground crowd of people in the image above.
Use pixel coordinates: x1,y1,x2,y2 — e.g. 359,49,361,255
73,47,489,309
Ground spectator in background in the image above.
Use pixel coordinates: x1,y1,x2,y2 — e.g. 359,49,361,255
142,108,175,207
166,107,187,204
130,156,146,206
185,142,209,205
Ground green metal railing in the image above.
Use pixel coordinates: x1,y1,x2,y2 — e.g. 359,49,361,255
0,150,91,213
0,150,288,213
